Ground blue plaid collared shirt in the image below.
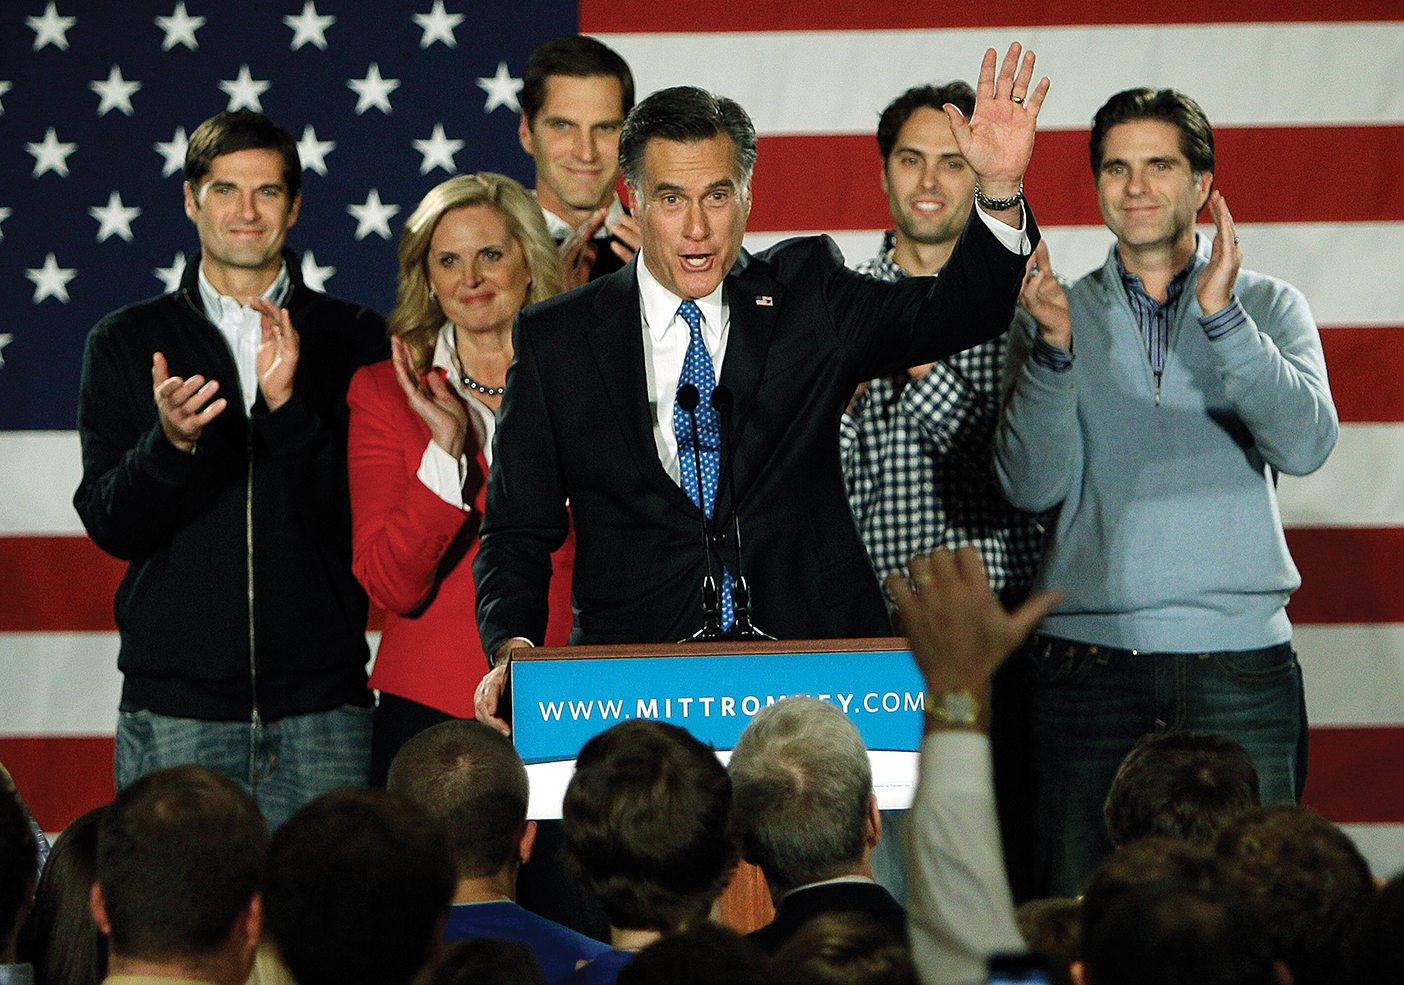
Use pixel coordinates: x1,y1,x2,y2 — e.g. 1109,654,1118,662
840,232,1043,599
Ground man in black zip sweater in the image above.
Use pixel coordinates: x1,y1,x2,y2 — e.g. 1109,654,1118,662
73,111,386,831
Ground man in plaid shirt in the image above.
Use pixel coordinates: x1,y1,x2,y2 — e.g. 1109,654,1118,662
841,82,1045,903
841,81,1042,604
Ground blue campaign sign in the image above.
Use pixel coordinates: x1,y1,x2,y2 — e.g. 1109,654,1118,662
511,645,925,764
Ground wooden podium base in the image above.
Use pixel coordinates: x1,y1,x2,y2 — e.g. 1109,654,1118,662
716,859,774,933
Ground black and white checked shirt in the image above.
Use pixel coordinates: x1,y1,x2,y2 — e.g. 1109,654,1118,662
840,233,1043,599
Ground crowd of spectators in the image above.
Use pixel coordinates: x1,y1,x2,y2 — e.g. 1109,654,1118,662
2,548,1395,985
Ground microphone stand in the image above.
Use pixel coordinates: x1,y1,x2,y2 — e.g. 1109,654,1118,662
675,384,723,642
711,386,774,640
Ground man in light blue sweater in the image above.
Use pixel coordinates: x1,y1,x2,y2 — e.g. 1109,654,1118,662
996,88,1337,897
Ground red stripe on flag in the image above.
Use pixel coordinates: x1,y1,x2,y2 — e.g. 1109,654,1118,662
747,127,1404,233
0,537,124,632
0,537,388,632
0,735,115,834
582,0,1401,31
1303,726,1404,824
1286,528,1404,625
1320,327,1404,424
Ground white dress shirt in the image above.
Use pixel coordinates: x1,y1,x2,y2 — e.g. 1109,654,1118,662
197,262,291,415
416,322,496,510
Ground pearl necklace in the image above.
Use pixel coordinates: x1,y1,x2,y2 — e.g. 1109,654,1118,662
460,372,505,397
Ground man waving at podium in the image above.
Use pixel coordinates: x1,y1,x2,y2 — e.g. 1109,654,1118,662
474,44,1049,733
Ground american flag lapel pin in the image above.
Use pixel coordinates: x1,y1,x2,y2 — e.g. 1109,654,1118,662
755,295,773,306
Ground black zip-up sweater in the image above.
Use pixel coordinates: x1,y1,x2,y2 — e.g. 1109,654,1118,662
74,251,387,721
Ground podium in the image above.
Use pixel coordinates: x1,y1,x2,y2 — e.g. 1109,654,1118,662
511,637,925,820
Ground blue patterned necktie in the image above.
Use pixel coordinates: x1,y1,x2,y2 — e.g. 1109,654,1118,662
673,299,734,629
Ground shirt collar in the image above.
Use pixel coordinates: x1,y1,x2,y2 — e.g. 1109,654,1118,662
869,230,905,281
196,260,291,315
1112,245,1191,310
536,191,627,241
636,251,725,343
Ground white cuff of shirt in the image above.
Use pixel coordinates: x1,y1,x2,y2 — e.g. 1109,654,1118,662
974,203,1032,256
416,440,471,511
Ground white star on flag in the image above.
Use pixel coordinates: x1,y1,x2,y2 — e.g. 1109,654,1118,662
477,62,522,113
0,81,12,116
154,253,187,293
0,334,12,369
27,2,76,52
155,1,205,50
0,207,10,242
26,253,76,303
27,128,77,178
155,127,188,178
90,65,142,117
348,63,399,115
284,1,335,51
219,65,270,112
412,124,462,175
301,251,335,292
347,189,400,240
297,125,335,175
90,191,141,242
413,0,462,49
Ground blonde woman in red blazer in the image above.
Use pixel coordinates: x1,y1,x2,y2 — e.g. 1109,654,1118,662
348,173,574,782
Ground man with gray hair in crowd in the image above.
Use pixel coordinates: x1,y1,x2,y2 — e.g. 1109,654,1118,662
728,697,904,954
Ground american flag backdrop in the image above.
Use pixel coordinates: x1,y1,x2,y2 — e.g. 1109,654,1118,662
2,0,1402,874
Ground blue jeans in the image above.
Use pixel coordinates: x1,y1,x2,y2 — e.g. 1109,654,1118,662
1026,636,1306,897
115,704,372,831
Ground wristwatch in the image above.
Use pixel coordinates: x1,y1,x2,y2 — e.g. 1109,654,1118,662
926,689,982,727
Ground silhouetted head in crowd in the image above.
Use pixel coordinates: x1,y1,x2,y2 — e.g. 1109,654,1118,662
262,788,454,985
1080,880,1278,985
433,937,546,985
562,720,737,935
18,806,107,985
1080,837,1218,950
728,697,878,898
91,765,267,985
1215,805,1375,985
387,719,534,890
1014,897,1081,985
617,922,768,985
0,781,38,964
1104,731,1260,848
1339,870,1404,982
770,912,916,985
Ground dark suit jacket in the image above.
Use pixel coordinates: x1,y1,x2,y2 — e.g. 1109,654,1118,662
748,880,907,955
475,209,1036,653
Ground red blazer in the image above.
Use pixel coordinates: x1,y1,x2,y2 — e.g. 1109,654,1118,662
348,359,574,717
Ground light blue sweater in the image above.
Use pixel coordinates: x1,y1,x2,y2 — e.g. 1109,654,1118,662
996,238,1338,651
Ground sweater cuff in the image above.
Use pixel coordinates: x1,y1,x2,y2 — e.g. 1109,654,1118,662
1031,335,1074,372
1200,297,1247,340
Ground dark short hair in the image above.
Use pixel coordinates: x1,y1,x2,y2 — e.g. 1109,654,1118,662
521,35,634,125
1103,731,1260,848
562,720,738,933
728,697,872,891
770,913,915,985
875,82,975,161
0,782,38,945
1216,806,1375,985
1084,880,1277,985
1089,88,1214,176
619,86,757,193
387,719,529,879
1081,837,1218,949
618,922,768,985
263,788,455,985
96,765,267,961
184,109,301,198
17,806,108,985
434,937,546,985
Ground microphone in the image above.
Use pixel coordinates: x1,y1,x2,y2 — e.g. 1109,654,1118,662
676,384,722,642
711,386,773,640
